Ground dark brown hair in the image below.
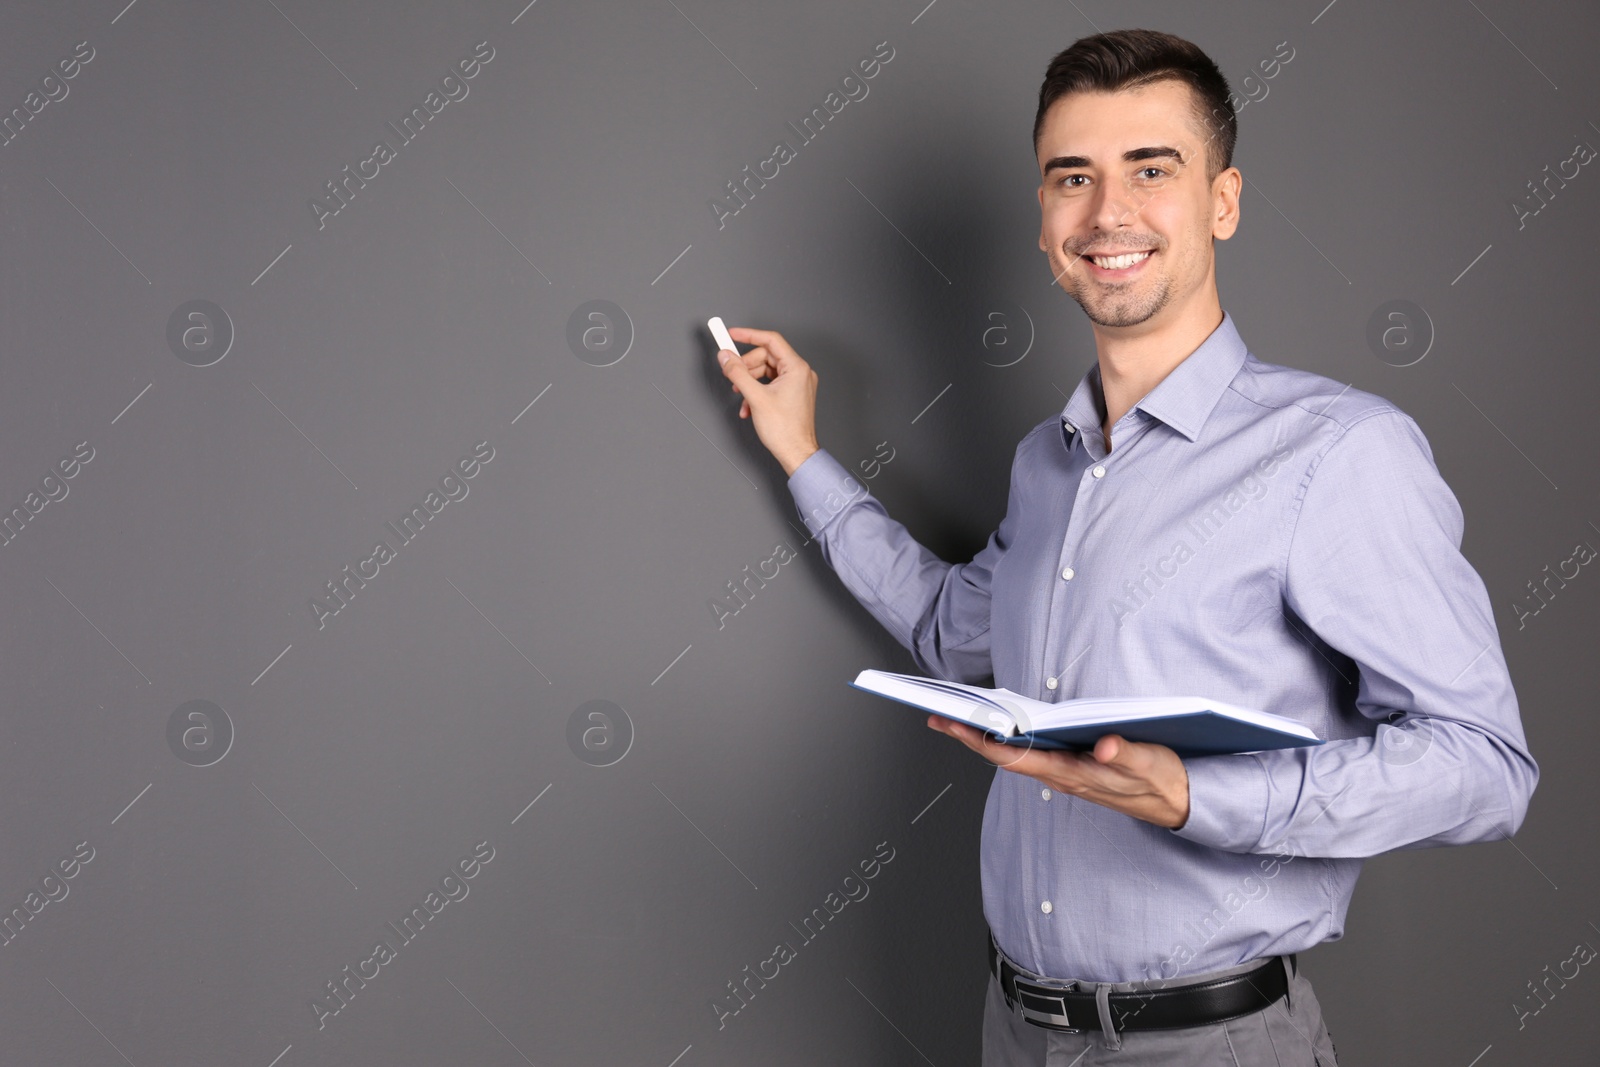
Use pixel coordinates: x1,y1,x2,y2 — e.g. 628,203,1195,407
1033,29,1237,184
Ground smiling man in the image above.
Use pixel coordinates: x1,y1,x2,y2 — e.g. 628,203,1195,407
714,28,1537,1067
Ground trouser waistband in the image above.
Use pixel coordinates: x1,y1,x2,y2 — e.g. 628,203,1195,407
989,930,1292,1034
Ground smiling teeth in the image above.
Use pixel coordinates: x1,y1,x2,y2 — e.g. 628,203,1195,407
1091,250,1152,270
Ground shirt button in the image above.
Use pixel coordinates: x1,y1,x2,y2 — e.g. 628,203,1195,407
1060,566,1075,580
1045,676,1058,690
1041,788,1052,801
1092,465,1106,478
1041,900,1053,914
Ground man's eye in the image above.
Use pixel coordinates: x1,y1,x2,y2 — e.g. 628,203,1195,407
1058,174,1088,188
1139,167,1170,180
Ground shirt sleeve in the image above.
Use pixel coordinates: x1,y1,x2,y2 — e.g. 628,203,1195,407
786,443,1021,685
1172,410,1540,857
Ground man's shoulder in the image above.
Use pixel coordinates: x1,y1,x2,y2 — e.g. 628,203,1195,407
1223,353,1447,486
1228,351,1417,438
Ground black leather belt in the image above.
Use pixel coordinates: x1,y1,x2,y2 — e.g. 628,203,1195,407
989,932,1289,1033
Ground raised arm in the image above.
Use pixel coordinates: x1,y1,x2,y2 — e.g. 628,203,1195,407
717,325,1014,684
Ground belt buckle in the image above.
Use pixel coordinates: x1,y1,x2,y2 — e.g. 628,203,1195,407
993,936,1083,1033
1013,983,1081,1032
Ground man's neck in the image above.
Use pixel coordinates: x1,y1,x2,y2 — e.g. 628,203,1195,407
1094,297,1224,452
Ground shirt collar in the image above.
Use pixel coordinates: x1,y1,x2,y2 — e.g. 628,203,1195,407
1060,310,1249,446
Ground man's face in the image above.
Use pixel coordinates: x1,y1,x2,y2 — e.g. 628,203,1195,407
1036,80,1239,329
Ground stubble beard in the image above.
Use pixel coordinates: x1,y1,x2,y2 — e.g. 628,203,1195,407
1057,245,1174,328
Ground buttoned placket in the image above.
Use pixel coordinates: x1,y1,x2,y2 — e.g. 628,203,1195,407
1029,409,1162,953
1041,411,1161,699
1041,420,1087,702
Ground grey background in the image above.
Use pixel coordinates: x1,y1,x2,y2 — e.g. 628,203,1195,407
0,1,1593,1064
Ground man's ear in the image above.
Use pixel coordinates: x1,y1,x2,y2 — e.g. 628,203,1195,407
1037,184,1047,252
1212,166,1242,240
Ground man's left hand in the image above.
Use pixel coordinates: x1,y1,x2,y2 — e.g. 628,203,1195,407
926,716,1191,829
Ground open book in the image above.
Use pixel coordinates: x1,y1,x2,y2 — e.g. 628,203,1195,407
850,669,1322,757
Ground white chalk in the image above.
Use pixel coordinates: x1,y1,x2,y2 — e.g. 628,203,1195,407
707,316,737,355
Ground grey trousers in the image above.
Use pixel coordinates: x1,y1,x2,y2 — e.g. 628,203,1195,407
982,954,1340,1066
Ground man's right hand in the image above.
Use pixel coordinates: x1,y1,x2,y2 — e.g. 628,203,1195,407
716,326,821,477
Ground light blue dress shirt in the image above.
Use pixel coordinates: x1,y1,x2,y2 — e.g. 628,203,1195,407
786,310,1538,984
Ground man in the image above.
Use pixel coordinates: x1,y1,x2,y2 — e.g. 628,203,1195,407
713,28,1537,1067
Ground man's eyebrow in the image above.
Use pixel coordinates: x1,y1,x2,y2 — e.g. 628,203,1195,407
1041,145,1187,175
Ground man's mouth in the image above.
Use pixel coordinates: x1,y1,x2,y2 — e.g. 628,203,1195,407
1083,249,1155,276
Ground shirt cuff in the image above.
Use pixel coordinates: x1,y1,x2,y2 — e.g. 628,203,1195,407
787,448,868,539
1170,753,1270,853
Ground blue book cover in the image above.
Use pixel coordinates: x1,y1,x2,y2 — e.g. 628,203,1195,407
850,669,1322,758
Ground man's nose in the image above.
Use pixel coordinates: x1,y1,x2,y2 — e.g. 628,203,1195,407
1091,175,1149,229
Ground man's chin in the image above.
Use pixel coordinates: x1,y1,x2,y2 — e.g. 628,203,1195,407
1090,309,1157,328
1068,294,1162,329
